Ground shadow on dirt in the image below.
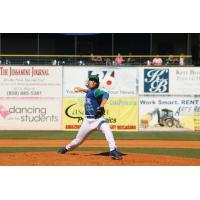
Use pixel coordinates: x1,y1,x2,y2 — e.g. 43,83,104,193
91,152,127,157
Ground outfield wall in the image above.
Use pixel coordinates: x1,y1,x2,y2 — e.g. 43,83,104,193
0,65,200,131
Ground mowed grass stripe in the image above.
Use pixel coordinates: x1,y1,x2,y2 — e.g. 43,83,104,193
0,147,200,159
0,131,200,140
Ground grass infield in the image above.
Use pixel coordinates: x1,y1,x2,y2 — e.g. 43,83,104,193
0,131,200,140
0,147,200,159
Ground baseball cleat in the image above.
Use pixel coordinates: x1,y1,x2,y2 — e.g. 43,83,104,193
109,149,122,160
58,147,68,154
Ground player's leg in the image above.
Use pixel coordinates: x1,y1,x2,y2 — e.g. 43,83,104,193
65,120,92,151
98,121,122,160
58,119,93,154
98,121,116,151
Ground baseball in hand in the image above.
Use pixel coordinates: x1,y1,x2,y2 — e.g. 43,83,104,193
74,87,79,92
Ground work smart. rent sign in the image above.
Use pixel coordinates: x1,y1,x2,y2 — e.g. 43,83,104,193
139,96,200,132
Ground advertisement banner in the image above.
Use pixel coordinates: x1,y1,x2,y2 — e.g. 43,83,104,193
194,96,200,131
63,97,138,131
0,98,62,130
139,67,200,95
0,66,62,97
63,66,138,98
139,96,200,131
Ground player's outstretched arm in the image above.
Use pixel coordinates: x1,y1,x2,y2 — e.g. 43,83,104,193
74,87,88,93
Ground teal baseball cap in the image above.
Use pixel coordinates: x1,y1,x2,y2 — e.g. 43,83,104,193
88,74,99,83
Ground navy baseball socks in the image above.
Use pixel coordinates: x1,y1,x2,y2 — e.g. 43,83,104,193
109,149,122,160
58,147,68,154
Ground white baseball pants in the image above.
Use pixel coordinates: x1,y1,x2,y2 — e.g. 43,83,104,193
65,117,116,151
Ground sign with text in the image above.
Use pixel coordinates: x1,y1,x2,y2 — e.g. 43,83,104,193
139,67,200,95
0,66,62,97
63,97,138,131
63,66,138,98
139,96,200,131
0,98,62,130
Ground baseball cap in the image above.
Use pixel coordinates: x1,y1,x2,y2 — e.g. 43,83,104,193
88,74,99,83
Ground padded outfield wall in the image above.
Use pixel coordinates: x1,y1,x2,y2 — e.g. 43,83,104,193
0,65,200,131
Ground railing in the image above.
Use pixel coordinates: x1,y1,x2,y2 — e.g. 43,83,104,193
0,54,193,66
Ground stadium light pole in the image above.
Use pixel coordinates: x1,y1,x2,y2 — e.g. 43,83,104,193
37,33,40,55
187,33,191,55
0,33,1,63
150,33,153,55
74,35,77,64
112,33,114,56
111,33,114,64
37,33,40,64
0,33,1,55
75,35,77,55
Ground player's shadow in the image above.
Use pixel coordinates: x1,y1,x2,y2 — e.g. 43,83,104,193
91,152,127,157
70,153,81,155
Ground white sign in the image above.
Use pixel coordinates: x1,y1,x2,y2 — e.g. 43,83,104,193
63,66,138,98
0,98,62,130
0,66,62,97
139,67,200,95
170,68,200,94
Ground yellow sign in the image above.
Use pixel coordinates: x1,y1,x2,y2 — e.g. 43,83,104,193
63,98,138,131
194,115,200,132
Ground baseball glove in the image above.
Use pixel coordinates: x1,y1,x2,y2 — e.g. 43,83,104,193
95,107,105,119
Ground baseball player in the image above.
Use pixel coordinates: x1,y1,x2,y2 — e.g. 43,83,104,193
58,74,122,160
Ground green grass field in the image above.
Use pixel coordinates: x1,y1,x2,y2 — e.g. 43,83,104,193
0,130,200,140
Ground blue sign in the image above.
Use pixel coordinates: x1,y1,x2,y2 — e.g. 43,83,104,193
144,69,169,93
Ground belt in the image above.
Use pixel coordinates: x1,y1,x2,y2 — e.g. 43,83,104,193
86,116,95,119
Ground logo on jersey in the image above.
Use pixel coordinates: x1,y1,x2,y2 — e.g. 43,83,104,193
86,98,91,104
88,70,115,89
144,69,169,93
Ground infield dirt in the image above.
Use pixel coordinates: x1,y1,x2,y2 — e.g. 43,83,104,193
1,151,200,166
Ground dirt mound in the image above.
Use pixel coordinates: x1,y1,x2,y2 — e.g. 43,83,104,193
1,151,200,166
